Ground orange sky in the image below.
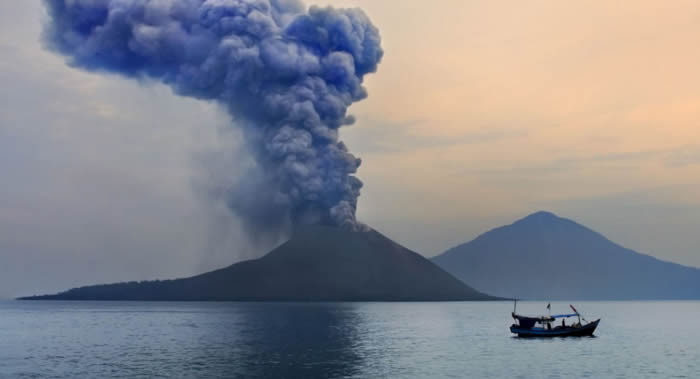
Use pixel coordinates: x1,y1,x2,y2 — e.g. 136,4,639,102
319,0,700,262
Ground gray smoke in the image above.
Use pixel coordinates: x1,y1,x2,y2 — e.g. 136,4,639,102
41,0,383,233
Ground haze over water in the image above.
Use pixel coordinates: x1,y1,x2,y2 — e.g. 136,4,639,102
1,301,698,378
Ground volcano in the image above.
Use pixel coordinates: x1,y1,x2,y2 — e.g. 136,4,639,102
21,226,497,301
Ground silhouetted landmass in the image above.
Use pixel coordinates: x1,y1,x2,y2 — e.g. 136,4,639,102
20,225,498,301
432,211,700,300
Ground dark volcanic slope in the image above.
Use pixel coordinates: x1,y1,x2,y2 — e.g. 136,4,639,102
432,211,700,300
22,226,496,301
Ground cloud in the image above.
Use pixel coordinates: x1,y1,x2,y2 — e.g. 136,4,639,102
41,0,383,232
343,117,528,155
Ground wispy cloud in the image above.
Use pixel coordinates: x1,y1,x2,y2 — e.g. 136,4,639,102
461,146,700,177
345,117,528,154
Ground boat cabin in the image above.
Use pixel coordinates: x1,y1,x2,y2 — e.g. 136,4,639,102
511,313,581,331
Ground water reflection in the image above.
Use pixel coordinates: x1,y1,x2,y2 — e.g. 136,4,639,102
192,303,364,378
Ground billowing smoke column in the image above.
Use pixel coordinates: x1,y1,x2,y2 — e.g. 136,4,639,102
42,0,382,231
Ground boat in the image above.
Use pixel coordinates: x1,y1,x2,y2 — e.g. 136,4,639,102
510,302,600,337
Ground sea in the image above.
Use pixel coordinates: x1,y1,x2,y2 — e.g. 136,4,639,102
0,300,698,378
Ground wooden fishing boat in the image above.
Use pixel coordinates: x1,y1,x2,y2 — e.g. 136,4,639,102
510,303,600,338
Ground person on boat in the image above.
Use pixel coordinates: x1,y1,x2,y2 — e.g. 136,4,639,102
562,319,566,328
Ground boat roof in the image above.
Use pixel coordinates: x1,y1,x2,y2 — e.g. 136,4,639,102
513,313,579,321
512,313,553,322
552,313,579,319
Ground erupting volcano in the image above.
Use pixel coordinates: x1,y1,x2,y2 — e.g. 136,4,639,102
26,0,500,302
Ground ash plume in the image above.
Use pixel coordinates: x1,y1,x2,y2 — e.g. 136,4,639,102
41,0,383,232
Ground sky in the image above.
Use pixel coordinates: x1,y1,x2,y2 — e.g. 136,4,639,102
1,0,699,298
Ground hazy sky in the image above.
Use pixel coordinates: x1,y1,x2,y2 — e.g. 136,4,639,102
1,1,699,298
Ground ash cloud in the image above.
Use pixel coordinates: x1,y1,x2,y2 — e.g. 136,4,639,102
41,0,383,232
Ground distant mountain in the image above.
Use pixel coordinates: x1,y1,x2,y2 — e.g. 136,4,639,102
432,211,700,300
21,225,497,301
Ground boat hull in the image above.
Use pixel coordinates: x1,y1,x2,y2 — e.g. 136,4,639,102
510,319,600,337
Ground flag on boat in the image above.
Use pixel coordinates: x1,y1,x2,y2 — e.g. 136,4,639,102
546,303,551,310
570,304,579,314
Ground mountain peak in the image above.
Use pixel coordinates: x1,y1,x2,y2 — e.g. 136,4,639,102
516,210,560,223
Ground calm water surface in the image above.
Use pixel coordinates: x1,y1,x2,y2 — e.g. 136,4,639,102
0,301,698,378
